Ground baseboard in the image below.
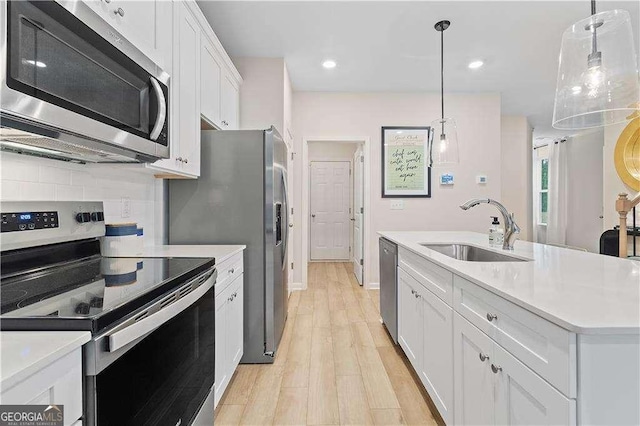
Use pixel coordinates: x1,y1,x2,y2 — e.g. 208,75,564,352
366,282,380,290
289,282,304,291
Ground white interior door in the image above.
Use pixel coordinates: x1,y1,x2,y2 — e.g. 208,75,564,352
310,161,351,260
353,148,364,284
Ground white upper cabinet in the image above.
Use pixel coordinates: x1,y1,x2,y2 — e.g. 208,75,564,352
221,74,239,130
83,0,172,71
200,36,222,127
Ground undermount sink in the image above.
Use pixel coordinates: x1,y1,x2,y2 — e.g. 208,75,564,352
420,243,529,262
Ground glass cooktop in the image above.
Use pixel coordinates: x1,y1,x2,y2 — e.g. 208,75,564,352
0,256,215,333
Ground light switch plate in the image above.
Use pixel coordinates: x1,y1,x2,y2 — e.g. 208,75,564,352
390,200,404,210
121,197,131,218
476,175,488,184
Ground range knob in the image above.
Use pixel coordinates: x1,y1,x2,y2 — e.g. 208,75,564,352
91,212,105,222
76,212,91,223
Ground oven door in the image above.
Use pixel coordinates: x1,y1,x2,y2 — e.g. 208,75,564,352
0,0,169,159
85,268,215,426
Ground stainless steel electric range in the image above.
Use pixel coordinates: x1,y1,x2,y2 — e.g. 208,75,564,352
0,201,216,426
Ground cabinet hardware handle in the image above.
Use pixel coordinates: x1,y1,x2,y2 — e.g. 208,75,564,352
176,157,183,163
414,292,420,299
289,223,294,228
479,353,489,362
491,364,502,374
114,7,125,16
229,268,235,274
486,313,498,322
103,0,111,3
383,248,389,254
183,158,188,164
221,120,228,126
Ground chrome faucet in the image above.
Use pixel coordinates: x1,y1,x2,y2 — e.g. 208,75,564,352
460,199,521,250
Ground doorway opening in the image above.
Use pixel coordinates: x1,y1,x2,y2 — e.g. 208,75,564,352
302,137,371,289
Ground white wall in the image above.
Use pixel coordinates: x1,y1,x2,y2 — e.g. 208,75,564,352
0,152,164,245
293,92,502,284
501,116,533,241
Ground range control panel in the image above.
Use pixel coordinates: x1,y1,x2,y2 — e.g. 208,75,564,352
1,211,60,233
0,201,106,251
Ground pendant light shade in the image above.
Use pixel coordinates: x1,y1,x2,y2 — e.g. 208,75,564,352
430,20,459,167
552,9,640,130
429,117,459,165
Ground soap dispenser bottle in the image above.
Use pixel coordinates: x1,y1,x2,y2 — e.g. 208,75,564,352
489,216,500,246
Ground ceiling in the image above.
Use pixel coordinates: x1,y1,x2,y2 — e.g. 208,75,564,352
198,1,640,139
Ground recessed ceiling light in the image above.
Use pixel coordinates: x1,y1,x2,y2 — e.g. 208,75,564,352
322,60,337,69
468,60,484,70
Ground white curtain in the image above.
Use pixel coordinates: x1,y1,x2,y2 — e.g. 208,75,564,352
547,140,568,245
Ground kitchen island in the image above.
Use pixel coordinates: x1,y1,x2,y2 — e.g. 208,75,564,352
378,231,640,426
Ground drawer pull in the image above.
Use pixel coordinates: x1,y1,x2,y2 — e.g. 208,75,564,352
486,313,498,322
479,353,489,362
229,268,235,274
491,364,502,374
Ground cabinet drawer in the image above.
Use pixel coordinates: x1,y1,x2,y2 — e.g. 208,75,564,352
399,247,453,306
454,276,576,397
0,348,83,425
215,252,244,295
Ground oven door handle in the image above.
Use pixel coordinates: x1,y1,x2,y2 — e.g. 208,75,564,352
107,269,215,352
149,76,167,141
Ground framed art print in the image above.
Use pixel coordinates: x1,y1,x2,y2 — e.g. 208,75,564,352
381,126,431,198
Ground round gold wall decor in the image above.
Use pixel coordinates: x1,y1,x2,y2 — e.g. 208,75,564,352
614,118,640,191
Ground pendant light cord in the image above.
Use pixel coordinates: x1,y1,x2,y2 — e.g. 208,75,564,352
440,28,445,122
591,0,596,15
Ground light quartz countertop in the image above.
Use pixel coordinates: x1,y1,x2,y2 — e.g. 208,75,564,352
378,231,640,335
118,245,245,264
0,331,90,391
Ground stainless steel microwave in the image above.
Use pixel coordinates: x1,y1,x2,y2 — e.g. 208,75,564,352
0,0,170,163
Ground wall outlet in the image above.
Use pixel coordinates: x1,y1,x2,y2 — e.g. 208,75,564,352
121,197,131,218
476,175,488,184
390,200,404,210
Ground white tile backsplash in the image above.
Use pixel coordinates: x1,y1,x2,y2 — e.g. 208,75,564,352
0,151,164,245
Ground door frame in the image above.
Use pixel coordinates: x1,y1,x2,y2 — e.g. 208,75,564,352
301,136,372,289
308,160,352,262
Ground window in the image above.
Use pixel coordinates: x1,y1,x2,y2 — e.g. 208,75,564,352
534,145,549,226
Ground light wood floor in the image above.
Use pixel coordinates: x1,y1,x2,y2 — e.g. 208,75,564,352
214,262,440,426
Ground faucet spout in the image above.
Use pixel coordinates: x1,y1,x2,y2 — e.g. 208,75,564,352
459,198,521,250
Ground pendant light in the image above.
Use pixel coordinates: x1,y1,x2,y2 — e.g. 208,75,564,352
430,20,459,167
552,0,639,130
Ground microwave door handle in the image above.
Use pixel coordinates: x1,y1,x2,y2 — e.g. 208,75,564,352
149,77,166,141
107,270,215,352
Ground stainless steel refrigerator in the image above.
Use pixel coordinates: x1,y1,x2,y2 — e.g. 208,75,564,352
169,127,289,364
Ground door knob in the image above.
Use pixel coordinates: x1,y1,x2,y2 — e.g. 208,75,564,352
486,313,498,322
311,214,316,218
479,353,489,362
289,223,294,228
350,218,355,221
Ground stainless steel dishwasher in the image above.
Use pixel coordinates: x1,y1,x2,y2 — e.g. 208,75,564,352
379,238,398,344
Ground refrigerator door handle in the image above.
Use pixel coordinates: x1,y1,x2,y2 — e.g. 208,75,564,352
281,167,289,269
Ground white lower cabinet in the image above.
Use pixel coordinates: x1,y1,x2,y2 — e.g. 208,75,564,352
214,268,244,408
453,313,574,425
398,268,423,370
395,249,577,426
398,267,454,424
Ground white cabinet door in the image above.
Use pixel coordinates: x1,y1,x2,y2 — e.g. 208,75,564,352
494,344,575,426
454,313,495,426
82,0,172,71
200,36,221,126
214,288,228,408
174,3,200,176
152,2,199,177
397,268,423,372
220,74,239,130
420,288,454,425
227,275,244,370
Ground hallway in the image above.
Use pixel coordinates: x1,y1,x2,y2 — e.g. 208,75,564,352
214,262,439,425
